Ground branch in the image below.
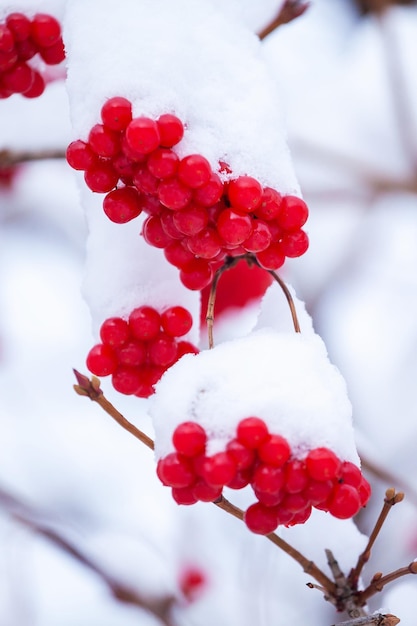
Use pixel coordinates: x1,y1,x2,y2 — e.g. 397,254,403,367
348,488,404,589
206,256,240,349
258,1,310,40
0,484,176,626
359,561,417,604
0,148,66,168
332,614,400,626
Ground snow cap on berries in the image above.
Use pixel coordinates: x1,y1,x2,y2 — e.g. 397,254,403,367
151,328,359,465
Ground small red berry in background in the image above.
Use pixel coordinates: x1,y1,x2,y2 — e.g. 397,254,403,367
179,566,207,602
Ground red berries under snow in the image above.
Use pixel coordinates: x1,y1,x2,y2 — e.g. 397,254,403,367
86,305,198,398
0,13,65,99
157,416,371,534
66,96,310,291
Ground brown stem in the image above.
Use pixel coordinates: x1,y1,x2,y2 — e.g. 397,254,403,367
258,1,310,40
73,370,154,450
0,148,66,168
215,495,336,596
348,488,404,589
0,485,176,626
359,561,417,604
268,268,301,333
206,257,240,349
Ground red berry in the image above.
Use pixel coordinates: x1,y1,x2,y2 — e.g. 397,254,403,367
216,208,252,246
100,317,130,347
172,486,198,505
21,70,45,98
30,14,61,48
226,468,252,489
112,153,136,184
180,259,213,291
2,63,34,93
244,502,279,535
304,479,334,508
193,173,223,206
88,124,120,158
255,243,286,270
253,488,283,507
258,434,291,467
0,25,14,53
101,97,132,131
133,166,159,195
236,417,269,449
173,422,207,457
202,452,237,487
252,464,285,495
280,230,309,258
103,186,143,223
192,479,222,502
158,178,192,210
157,113,184,147
160,210,184,239
328,483,361,519
125,117,160,155
242,220,272,253
112,366,143,395
39,38,65,64
306,447,341,482
134,364,164,398
281,492,309,513
148,332,178,367
6,13,31,41
338,461,362,488
227,176,262,213
147,148,179,179
176,341,199,359
142,215,173,248
161,306,193,337
164,240,195,269
116,340,147,367
172,204,208,236
15,38,37,61
0,49,17,72
179,566,206,601
157,452,195,488
255,187,283,221
225,438,256,470
129,306,161,341
186,227,222,260
66,140,97,171
358,476,372,506
86,343,117,376
84,161,118,193
286,505,312,526
178,154,212,189
284,459,309,493
278,195,309,231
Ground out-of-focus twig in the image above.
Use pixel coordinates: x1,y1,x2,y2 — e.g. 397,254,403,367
258,0,310,41
0,148,66,168
0,484,177,626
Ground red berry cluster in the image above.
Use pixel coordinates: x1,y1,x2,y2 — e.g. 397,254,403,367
86,305,199,398
0,13,65,99
157,417,371,535
66,96,309,291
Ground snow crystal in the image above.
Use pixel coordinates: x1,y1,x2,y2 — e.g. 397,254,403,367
151,328,359,463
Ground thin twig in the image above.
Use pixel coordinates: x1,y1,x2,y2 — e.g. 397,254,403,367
359,561,417,604
0,485,176,626
258,1,310,40
206,257,240,349
73,369,154,450
0,148,66,168
348,488,404,589
332,613,400,626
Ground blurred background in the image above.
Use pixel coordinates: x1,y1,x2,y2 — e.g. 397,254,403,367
0,0,416,624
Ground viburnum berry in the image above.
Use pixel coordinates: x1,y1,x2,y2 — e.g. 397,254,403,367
172,204,208,236
0,25,14,53
129,306,161,341
216,208,252,246
86,344,118,376
88,124,121,158
278,195,309,231
161,306,193,337
39,39,65,64
30,13,61,48
22,71,45,98
281,492,309,513
172,422,207,457
242,220,272,253
358,476,372,506
99,317,130,347
255,242,286,271
227,176,262,213
66,140,97,171
178,154,212,189
258,434,291,467
176,340,199,358
134,364,165,398
253,487,283,507
125,116,160,155
280,230,309,258
157,113,184,147
283,459,309,493
172,486,198,505
179,566,207,602
15,38,37,61
84,161,118,193
201,452,237,487
186,227,222,260
164,240,195,269
287,505,312,526
304,479,334,508
328,483,361,519
160,210,184,239
103,186,143,223
338,461,362,488
225,438,256,470
252,463,285,495
244,502,279,535
2,63,34,94
192,479,222,502
142,215,173,249
101,96,132,131
148,332,178,367
236,417,269,449
158,177,192,210
193,172,223,206
133,167,159,195
111,365,143,395
6,13,31,41
226,468,252,489
157,452,195,488
179,258,213,291
305,447,341,482
255,187,283,221
116,340,147,367
147,148,179,179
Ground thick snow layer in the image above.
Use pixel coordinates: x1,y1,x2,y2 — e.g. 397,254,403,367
151,328,359,462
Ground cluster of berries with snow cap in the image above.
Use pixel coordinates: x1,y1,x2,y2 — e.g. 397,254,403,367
0,12,65,99
157,416,371,535
66,96,310,291
86,305,198,398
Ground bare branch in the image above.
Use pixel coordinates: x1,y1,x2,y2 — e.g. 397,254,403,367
258,1,310,41
0,148,66,168
332,613,400,626
359,561,417,604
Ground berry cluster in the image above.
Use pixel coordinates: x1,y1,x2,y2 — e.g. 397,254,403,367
157,417,371,535
86,305,199,398
66,96,309,291
0,13,65,99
